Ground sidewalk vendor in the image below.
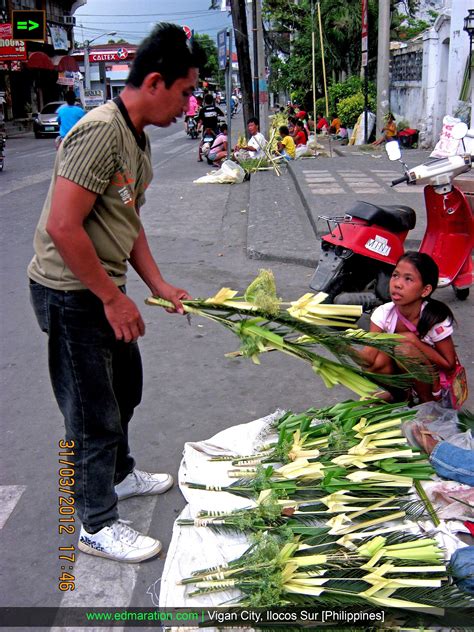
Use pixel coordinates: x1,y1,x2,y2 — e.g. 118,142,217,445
234,117,267,161
28,23,204,564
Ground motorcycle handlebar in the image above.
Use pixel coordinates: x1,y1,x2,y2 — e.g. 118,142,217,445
391,175,409,186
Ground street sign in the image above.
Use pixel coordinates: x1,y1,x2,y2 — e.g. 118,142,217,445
89,49,129,62
217,28,227,70
12,10,46,41
361,0,368,67
0,23,26,61
182,25,192,40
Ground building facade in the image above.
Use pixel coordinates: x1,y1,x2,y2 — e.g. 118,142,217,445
390,0,472,147
0,0,82,119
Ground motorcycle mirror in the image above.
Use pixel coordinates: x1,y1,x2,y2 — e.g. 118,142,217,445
385,140,402,161
451,122,468,140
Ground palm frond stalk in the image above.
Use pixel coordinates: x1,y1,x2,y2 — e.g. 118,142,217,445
146,270,432,397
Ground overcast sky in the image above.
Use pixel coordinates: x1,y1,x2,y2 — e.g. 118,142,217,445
74,0,232,46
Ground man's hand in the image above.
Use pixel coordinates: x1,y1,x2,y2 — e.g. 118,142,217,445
154,282,191,314
103,292,145,342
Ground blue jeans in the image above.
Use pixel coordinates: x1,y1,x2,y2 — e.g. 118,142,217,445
450,547,474,595
430,442,474,487
29,281,142,532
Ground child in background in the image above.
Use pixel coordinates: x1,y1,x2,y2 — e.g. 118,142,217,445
277,125,296,160
359,252,456,403
294,120,308,146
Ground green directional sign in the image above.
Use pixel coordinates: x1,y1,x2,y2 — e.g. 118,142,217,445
12,10,46,41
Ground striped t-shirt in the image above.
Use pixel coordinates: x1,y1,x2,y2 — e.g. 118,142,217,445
28,100,153,290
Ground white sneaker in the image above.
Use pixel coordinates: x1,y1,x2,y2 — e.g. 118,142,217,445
78,520,162,563
115,469,174,500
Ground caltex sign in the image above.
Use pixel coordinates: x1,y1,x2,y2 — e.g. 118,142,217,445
89,48,129,62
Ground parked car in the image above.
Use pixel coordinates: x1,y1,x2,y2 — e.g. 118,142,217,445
33,101,65,138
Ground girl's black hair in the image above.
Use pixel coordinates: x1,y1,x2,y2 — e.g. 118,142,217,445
397,251,455,338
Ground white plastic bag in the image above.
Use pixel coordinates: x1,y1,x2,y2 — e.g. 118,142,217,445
430,115,463,158
193,159,245,184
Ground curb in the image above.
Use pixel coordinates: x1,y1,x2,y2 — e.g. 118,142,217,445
286,160,319,237
246,246,318,269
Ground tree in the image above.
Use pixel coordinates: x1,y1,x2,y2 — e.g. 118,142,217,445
193,33,219,82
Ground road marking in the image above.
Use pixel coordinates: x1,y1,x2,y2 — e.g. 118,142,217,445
2,170,53,195
0,485,26,529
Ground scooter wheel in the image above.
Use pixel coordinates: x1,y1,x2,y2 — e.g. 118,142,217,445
454,287,469,300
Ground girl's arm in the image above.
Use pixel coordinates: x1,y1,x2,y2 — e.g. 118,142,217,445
400,332,456,372
356,322,384,366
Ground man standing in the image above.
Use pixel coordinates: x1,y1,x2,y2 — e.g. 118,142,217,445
28,24,203,563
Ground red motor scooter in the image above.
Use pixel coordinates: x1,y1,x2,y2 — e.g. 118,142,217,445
309,126,473,308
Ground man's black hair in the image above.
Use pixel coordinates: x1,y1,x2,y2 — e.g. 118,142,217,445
127,23,205,89
65,91,76,105
279,125,289,135
204,93,214,105
248,117,259,126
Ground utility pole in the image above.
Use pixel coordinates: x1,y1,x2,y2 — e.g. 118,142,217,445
230,0,254,127
376,0,391,137
252,0,259,120
255,0,268,137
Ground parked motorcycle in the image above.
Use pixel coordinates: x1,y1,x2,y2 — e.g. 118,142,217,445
309,123,473,307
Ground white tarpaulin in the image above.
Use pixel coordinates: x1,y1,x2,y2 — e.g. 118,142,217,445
154,408,470,629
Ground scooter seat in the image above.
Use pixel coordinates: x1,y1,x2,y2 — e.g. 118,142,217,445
347,201,416,232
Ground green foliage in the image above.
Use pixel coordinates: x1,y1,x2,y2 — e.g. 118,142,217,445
337,93,375,128
193,33,219,82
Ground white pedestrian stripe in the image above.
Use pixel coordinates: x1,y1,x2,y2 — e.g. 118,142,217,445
303,169,422,195
0,485,26,529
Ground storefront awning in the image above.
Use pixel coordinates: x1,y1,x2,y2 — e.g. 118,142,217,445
27,52,55,70
56,55,80,72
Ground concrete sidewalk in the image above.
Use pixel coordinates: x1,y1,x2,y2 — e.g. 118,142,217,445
247,143,434,266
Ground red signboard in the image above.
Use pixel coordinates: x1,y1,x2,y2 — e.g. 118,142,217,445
0,23,27,61
183,25,192,40
89,48,129,62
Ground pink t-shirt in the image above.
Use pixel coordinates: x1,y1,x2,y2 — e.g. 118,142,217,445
186,95,198,117
371,301,453,347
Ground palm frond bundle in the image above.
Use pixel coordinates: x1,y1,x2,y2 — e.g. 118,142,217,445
179,531,472,614
146,270,432,397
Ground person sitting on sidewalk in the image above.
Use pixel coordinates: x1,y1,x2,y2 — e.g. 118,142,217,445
316,114,329,133
357,252,457,404
207,123,228,167
234,117,267,161
276,125,295,160
329,113,341,135
293,119,308,146
372,112,397,146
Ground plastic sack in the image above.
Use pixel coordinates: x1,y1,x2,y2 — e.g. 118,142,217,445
402,401,473,450
201,141,211,157
430,115,463,158
193,159,245,185
295,144,313,159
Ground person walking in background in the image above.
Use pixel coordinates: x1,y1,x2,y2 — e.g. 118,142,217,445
28,23,204,564
55,91,85,148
